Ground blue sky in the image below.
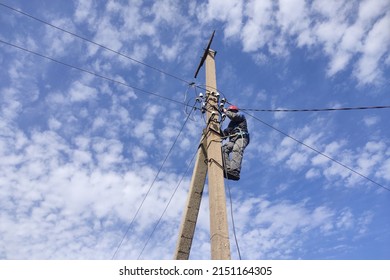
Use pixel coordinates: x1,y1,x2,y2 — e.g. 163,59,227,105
0,0,389,260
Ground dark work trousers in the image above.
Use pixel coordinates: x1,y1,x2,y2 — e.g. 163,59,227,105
222,137,249,174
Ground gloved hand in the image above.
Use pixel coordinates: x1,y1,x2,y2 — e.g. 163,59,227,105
223,128,232,137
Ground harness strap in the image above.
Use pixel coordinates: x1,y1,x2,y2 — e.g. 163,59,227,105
222,128,249,139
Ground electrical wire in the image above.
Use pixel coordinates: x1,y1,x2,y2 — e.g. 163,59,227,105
183,83,202,122
137,108,200,259
0,39,199,110
240,105,390,113
0,3,228,109
6,3,388,117
0,2,192,85
111,101,197,260
242,110,390,192
0,38,213,260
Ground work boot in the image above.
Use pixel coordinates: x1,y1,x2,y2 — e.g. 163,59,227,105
224,169,240,181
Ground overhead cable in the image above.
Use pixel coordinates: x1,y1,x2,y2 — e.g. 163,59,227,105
0,39,195,109
0,2,227,101
243,111,390,192
137,108,201,259
241,105,390,113
0,2,192,85
112,101,196,259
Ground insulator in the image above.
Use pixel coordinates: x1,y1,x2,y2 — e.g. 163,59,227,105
199,93,204,98
201,102,206,114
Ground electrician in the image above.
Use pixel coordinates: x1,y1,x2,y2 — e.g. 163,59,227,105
221,105,250,181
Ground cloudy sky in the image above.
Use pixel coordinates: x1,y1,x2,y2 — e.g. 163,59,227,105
0,0,389,260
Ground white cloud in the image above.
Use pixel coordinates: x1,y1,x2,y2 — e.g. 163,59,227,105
274,136,296,163
1,87,22,120
377,159,390,181
286,151,309,171
336,208,354,230
132,104,162,144
363,116,380,127
278,0,310,37
132,146,148,162
1,0,388,261
74,0,96,24
232,197,370,259
151,0,181,26
159,41,183,62
273,108,287,120
69,81,98,102
202,0,390,84
355,11,390,84
201,0,243,39
306,168,321,179
241,0,275,52
48,117,62,130
259,116,389,189
0,123,190,259
43,18,76,57
93,16,123,51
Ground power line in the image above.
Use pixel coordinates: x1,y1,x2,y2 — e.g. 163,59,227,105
137,113,200,259
0,39,195,109
112,101,196,259
0,2,192,85
241,105,390,113
0,39,208,259
5,3,387,117
0,2,225,105
243,111,390,192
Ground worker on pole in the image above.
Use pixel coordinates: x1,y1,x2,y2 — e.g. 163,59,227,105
221,105,250,181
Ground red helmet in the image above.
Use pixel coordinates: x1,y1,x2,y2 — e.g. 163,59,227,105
227,105,239,111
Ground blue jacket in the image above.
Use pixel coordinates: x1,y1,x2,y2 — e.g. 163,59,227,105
223,111,249,141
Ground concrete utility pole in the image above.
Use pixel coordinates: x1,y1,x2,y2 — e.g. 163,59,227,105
205,49,231,260
174,31,231,260
173,135,207,260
